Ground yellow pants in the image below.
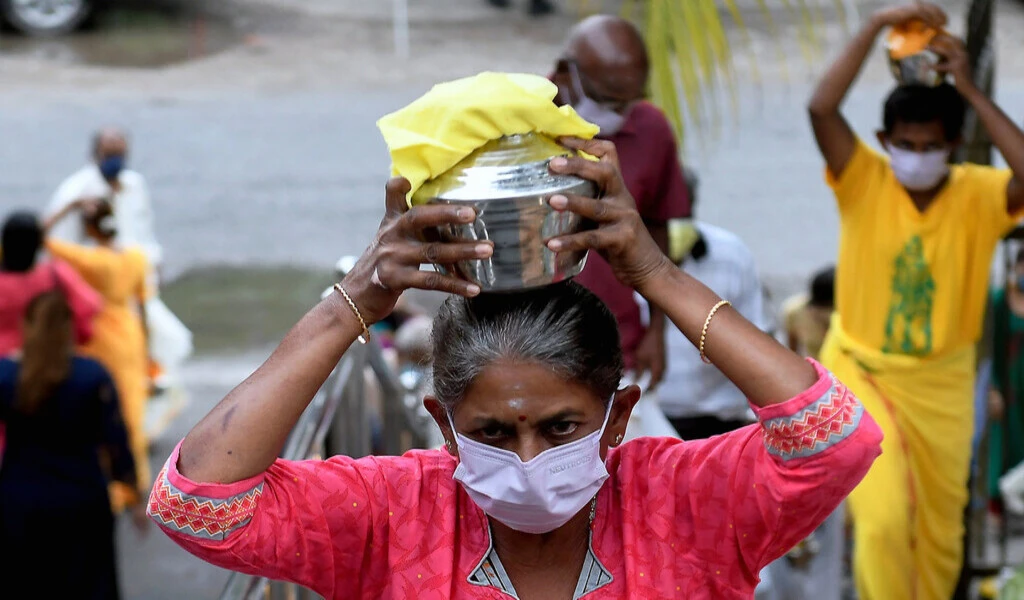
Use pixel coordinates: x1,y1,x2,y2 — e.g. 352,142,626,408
821,320,975,600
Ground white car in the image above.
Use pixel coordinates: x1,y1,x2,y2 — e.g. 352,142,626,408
1,0,93,36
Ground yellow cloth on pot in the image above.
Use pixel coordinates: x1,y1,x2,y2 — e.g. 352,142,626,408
376,72,600,205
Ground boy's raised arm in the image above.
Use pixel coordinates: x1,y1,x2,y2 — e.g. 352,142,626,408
808,3,948,178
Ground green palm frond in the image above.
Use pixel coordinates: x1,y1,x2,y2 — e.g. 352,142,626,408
577,0,849,147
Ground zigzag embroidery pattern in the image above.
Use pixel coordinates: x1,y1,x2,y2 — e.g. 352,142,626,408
148,464,264,541
761,380,863,461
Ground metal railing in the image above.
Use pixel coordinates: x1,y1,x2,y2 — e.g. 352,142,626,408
218,261,436,600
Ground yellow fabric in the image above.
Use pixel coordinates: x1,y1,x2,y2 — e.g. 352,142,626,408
822,316,975,600
47,239,151,512
668,219,700,263
827,138,1020,357
886,20,944,60
377,72,600,204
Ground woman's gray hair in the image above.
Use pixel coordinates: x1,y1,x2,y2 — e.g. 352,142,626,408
431,281,623,413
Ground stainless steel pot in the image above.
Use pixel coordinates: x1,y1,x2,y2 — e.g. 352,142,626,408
411,132,597,292
889,50,943,87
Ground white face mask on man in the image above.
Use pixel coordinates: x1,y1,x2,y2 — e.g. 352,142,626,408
887,145,951,192
449,399,614,535
567,63,630,137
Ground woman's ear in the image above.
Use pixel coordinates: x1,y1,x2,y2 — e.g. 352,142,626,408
424,396,457,456
604,385,641,451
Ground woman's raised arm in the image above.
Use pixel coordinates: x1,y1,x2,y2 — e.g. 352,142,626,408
177,179,492,484
547,138,816,407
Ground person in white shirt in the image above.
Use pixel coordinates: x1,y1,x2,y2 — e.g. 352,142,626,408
658,222,848,599
47,127,192,439
658,220,771,438
48,128,162,269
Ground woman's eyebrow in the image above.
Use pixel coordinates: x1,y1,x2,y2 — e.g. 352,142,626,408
536,409,587,426
465,408,586,429
466,416,514,429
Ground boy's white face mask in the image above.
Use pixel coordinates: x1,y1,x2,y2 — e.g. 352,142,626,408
887,145,951,192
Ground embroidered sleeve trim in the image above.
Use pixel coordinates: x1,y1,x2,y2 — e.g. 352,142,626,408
147,460,264,541
760,376,863,461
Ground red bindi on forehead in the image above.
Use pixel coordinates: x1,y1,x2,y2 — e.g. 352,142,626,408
518,415,527,422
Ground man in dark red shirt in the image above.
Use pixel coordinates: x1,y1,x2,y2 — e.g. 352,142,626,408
551,15,691,384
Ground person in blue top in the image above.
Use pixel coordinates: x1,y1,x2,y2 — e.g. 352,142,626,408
0,291,146,600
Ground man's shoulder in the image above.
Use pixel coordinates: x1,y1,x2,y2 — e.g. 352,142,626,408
120,170,147,186
53,165,99,194
625,101,675,137
951,162,1011,187
697,222,754,260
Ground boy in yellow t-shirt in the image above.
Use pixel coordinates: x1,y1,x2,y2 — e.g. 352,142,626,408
807,2,1024,599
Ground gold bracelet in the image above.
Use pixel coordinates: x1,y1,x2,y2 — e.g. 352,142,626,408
334,283,371,344
699,299,731,364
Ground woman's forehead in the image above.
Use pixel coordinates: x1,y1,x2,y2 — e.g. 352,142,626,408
458,361,601,418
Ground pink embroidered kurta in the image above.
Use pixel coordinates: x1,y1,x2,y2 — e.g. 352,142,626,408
149,361,882,598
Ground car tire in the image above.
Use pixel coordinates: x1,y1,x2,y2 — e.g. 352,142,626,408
0,0,93,37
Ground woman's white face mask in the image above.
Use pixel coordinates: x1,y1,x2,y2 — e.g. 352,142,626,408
449,399,614,535
887,145,951,192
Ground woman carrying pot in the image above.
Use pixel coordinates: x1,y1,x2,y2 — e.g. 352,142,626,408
44,199,153,513
149,137,882,598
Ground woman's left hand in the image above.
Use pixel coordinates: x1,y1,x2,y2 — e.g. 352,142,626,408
546,137,673,292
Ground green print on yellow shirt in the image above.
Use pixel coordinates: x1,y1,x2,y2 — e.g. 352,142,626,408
883,236,935,356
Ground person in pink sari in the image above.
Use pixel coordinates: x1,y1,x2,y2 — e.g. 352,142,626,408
149,139,882,599
0,210,101,357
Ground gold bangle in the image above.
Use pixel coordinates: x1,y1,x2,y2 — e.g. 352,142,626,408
699,300,731,364
334,283,371,344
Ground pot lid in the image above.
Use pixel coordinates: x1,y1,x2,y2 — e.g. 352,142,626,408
411,132,592,204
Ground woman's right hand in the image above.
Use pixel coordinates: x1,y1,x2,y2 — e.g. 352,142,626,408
341,177,493,324
544,137,673,294
872,2,947,29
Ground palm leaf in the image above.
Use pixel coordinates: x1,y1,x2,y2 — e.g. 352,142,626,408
576,0,859,147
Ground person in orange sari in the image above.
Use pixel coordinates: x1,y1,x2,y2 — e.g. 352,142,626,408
43,198,152,512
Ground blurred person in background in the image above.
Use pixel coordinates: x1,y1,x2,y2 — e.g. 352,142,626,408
987,249,1024,512
782,266,835,360
808,2,1024,596
394,314,433,387
0,291,144,600
658,219,770,439
44,199,153,515
48,127,162,269
47,126,193,435
551,15,690,388
0,211,101,357
486,0,554,17
765,265,846,600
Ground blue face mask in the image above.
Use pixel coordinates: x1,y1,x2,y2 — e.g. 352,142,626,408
98,155,125,181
